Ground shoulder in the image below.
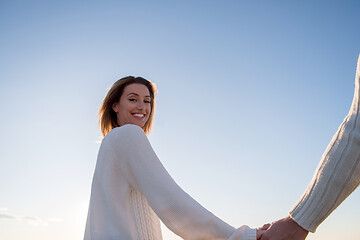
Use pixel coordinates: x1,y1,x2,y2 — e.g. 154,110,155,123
102,125,150,157
104,124,146,143
107,124,144,137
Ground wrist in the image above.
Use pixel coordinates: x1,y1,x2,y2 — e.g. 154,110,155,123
287,216,309,234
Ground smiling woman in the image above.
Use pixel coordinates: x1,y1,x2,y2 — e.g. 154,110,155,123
112,83,152,129
84,76,260,240
98,76,157,137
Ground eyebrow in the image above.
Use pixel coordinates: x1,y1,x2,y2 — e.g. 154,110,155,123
127,93,151,98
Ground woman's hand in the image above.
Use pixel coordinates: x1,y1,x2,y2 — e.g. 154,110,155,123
259,223,271,231
256,229,266,240
256,223,271,239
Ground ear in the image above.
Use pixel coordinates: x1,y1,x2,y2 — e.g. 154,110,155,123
112,102,119,113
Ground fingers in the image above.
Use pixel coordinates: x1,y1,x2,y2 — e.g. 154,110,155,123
257,223,271,240
258,223,271,230
257,216,309,240
256,229,266,240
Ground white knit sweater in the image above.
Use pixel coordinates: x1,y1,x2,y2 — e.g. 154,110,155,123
290,54,360,232
84,124,256,240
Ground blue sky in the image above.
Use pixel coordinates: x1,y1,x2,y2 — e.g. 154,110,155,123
0,1,359,239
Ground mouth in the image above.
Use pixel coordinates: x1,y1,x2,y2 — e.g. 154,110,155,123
132,113,146,118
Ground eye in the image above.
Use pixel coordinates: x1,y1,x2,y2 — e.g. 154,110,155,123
144,100,151,104
128,98,136,102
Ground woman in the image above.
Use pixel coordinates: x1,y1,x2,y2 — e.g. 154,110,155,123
84,76,262,240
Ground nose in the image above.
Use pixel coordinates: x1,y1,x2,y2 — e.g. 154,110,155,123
137,101,145,109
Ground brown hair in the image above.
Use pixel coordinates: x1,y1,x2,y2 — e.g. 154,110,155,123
99,76,157,137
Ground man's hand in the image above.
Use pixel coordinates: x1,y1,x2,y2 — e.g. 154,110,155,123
259,216,309,240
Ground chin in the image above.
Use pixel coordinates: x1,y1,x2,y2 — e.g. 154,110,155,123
133,122,145,128
126,119,147,128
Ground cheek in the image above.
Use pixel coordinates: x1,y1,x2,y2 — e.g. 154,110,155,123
118,108,130,122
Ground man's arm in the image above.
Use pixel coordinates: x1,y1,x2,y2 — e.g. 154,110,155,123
290,54,360,232
260,54,360,240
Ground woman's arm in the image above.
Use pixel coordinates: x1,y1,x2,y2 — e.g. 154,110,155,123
106,124,256,240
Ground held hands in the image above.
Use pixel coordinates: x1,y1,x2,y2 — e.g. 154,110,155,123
257,216,309,240
256,229,266,240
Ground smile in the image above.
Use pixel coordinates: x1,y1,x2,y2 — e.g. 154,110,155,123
132,113,145,118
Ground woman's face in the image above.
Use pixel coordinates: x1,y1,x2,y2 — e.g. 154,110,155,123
112,83,152,128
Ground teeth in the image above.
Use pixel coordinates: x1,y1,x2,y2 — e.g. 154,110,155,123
133,114,144,117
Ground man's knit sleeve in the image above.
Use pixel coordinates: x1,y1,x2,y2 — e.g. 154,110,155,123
289,55,360,233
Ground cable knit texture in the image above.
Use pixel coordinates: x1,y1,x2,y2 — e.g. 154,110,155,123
131,189,162,240
84,124,255,240
290,54,360,232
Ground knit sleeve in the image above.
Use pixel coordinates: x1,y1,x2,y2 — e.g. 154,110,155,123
289,55,360,233
106,124,256,240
